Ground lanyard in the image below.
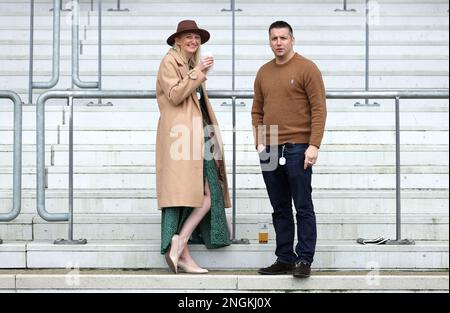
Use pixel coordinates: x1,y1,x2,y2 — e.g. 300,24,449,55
279,145,286,165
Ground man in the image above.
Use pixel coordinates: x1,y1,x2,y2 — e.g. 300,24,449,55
251,21,327,278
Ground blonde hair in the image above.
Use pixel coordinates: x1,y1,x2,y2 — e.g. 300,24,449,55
173,37,201,68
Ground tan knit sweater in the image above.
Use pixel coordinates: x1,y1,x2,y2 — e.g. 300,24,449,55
251,53,327,148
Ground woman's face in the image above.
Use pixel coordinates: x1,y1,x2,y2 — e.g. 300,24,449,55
175,32,201,58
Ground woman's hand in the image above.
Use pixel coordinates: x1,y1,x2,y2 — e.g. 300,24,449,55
196,56,214,73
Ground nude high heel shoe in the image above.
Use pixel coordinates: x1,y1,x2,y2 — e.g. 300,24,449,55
178,260,209,274
165,235,180,274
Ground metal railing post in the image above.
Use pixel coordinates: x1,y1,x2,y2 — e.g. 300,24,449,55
33,0,62,91
28,0,34,105
231,0,236,92
385,97,415,245
0,91,23,244
220,0,245,107
88,0,113,106
54,96,87,245
335,0,356,12
364,0,370,105
231,0,237,243
395,97,402,240
354,0,379,107
220,0,248,244
72,0,99,88
108,0,129,12
98,0,103,94
231,96,237,242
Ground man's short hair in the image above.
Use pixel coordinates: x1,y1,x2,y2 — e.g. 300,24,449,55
269,21,293,37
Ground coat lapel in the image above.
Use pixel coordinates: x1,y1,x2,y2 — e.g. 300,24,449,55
168,49,200,111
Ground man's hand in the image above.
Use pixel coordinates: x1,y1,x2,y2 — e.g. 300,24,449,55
257,144,266,153
304,145,319,170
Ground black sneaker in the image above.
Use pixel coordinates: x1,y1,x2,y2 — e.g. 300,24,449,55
293,262,311,278
258,261,295,275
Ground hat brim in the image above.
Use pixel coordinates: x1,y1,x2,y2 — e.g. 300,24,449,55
166,29,210,46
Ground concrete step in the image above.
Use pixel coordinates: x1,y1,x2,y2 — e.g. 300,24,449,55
51,108,450,129
1,13,448,27
4,95,450,112
2,103,448,128
0,188,448,215
3,61,448,77
0,240,447,270
2,128,448,146
1,211,447,241
1,27,448,43
3,58,449,73
1,73,448,90
0,165,448,189
3,43,449,58
0,269,448,293
3,52,449,61
1,144,448,167
0,108,63,128
43,128,450,145
2,97,449,112
1,187,448,213
1,128,448,146
2,39,449,49
3,97,449,114
2,23,449,32
0,128,57,145
1,0,448,15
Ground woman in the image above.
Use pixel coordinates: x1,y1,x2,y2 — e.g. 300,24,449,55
156,20,231,274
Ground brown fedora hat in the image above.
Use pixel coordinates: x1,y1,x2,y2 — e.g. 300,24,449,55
166,20,210,46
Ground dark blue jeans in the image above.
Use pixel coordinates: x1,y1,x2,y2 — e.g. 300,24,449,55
259,143,317,265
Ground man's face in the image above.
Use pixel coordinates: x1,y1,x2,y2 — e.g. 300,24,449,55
269,27,294,58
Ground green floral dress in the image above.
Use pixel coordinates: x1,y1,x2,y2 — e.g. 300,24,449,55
160,88,231,254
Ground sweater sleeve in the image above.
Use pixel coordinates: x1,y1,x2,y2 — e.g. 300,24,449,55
251,70,265,148
304,62,327,148
158,56,206,106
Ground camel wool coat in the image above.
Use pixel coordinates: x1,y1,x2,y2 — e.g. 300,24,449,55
155,48,231,209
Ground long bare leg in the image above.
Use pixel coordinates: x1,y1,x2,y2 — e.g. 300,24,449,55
177,181,211,266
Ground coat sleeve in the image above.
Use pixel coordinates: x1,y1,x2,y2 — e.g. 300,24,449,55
158,56,207,106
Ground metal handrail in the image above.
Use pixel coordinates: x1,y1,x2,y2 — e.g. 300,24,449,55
0,91,23,244
362,0,375,106
87,0,112,106
28,0,34,105
72,0,99,88
29,0,62,105
36,89,449,245
36,91,147,224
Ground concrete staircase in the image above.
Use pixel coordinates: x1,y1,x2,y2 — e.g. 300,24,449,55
1,269,448,293
0,0,448,292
